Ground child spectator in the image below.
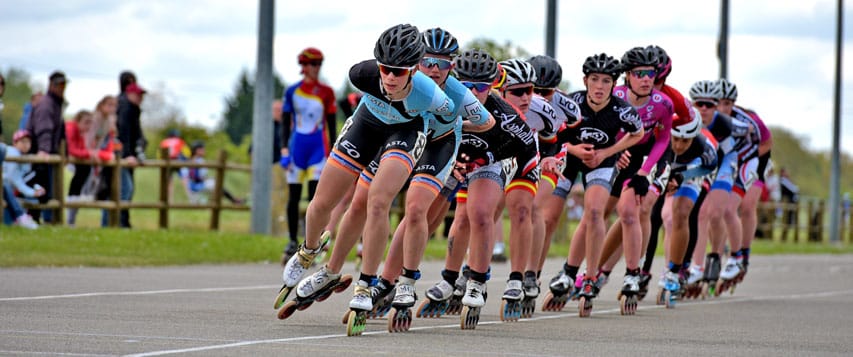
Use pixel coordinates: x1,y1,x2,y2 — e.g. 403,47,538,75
66,110,111,226
2,130,44,229
159,128,188,202
181,141,244,205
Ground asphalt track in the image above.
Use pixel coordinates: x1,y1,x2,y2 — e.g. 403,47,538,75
1,254,852,356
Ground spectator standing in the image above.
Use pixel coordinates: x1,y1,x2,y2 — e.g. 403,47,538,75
93,96,119,226
18,92,44,131
779,167,800,239
271,99,287,236
65,110,101,226
114,71,145,228
25,71,67,223
0,73,5,137
2,130,43,228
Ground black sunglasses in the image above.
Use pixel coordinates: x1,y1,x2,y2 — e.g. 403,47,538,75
506,86,534,97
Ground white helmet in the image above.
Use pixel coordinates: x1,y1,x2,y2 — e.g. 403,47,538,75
671,107,702,139
689,80,721,101
717,78,738,101
499,58,537,87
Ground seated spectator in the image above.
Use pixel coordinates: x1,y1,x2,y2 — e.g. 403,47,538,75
2,130,44,229
180,141,244,205
159,128,188,202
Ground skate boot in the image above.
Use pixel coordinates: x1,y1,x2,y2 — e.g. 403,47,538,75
460,279,486,330
280,240,299,267
500,279,523,322
275,233,330,309
542,270,573,312
491,243,507,263
685,265,704,299
446,266,470,315
344,280,372,336
637,271,652,301
577,278,598,318
718,257,742,295
702,254,722,298
388,276,417,333
418,279,453,318
656,271,680,308
619,274,640,315
277,266,353,320
367,278,395,319
521,274,539,318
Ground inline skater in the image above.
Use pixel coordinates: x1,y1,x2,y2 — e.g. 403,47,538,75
594,47,673,312
687,79,753,296
546,53,644,317
524,54,583,313
276,25,455,336
716,78,772,279
450,49,540,328
655,108,718,306
639,45,697,296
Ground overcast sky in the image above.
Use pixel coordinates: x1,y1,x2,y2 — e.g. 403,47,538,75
1,0,851,154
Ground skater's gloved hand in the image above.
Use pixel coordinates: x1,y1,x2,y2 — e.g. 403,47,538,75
279,154,291,168
628,174,649,197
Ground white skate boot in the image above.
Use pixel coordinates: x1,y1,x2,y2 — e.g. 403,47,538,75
461,280,486,308
297,265,340,299
350,280,373,311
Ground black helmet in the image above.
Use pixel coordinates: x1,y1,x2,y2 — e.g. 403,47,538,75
582,53,621,79
528,55,563,88
454,49,499,83
422,27,459,56
374,24,425,67
648,45,672,81
621,46,659,70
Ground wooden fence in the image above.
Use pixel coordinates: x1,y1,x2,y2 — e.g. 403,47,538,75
2,148,850,243
1,148,249,230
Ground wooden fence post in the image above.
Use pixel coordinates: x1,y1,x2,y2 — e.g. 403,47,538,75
793,201,801,243
110,155,121,227
52,156,64,225
816,200,825,243
209,150,227,230
158,147,170,229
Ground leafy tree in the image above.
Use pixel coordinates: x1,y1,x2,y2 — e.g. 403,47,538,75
220,69,285,145
464,38,530,62
0,68,35,139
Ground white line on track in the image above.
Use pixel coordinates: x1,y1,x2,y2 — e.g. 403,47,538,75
0,285,278,302
124,288,853,357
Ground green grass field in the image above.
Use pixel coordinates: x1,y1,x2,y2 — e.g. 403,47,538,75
1,165,849,267
2,223,852,268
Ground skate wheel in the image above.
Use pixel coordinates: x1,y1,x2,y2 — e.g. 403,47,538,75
334,275,354,293
296,299,313,310
346,310,366,336
664,290,675,309
460,306,479,330
277,300,298,320
619,295,628,315
416,299,429,318
274,285,293,309
578,297,592,318
655,289,665,306
388,308,412,333
616,290,623,302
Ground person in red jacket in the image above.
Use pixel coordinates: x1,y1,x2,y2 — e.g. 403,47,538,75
66,110,107,226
